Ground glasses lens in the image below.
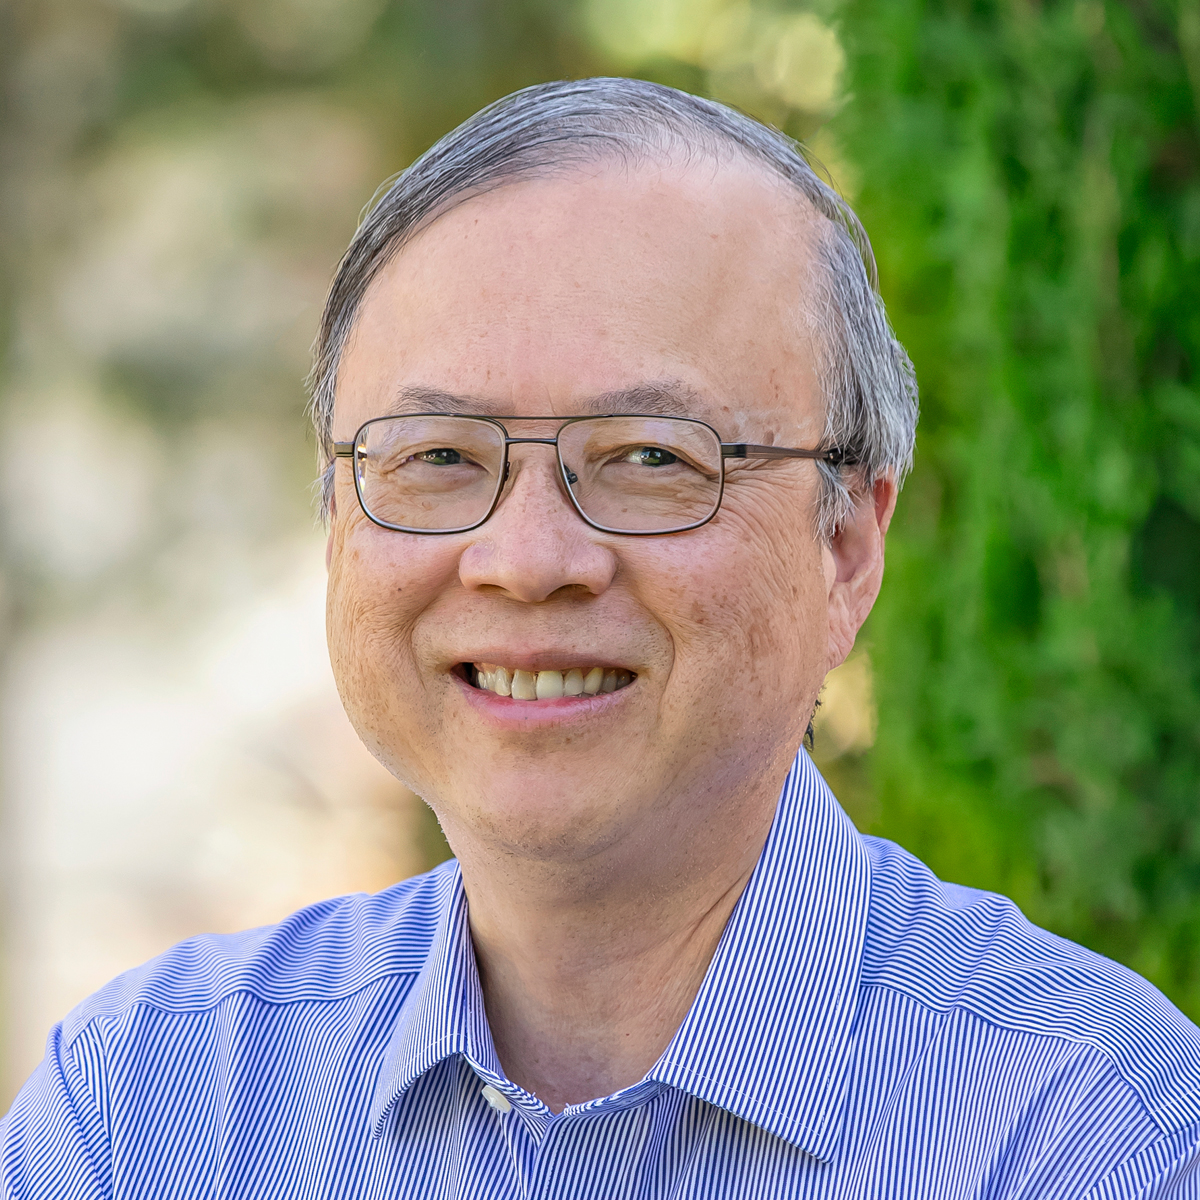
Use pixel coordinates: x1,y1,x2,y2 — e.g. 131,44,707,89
355,416,505,532
558,417,722,533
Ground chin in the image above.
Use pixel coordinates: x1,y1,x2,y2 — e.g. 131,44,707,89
445,781,630,864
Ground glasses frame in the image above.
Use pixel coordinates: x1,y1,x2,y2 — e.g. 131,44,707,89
332,413,848,537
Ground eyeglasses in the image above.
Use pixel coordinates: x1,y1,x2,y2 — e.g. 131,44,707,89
333,413,847,536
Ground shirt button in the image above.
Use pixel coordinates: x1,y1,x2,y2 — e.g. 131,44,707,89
481,1084,512,1113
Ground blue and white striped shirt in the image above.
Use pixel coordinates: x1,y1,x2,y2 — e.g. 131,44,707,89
5,750,1200,1198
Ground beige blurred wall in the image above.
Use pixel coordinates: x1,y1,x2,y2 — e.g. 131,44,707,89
2,540,434,1102
0,11,439,1106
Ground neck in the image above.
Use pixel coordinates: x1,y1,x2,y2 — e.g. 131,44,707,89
457,792,778,1113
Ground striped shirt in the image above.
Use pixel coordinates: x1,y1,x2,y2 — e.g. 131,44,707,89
5,750,1200,1198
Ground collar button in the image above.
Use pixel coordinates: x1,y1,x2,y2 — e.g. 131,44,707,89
481,1084,512,1113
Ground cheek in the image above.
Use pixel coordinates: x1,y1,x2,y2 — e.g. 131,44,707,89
637,491,827,697
325,519,455,716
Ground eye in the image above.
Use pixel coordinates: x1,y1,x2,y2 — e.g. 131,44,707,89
623,446,680,467
415,447,466,466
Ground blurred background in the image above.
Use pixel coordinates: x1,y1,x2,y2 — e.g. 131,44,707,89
1,0,1197,1107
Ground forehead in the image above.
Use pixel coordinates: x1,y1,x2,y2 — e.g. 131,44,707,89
335,156,823,437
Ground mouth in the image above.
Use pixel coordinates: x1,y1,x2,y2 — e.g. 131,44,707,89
463,662,636,700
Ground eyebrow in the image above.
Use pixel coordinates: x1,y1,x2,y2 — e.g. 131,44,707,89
388,386,493,415
387,380,707,419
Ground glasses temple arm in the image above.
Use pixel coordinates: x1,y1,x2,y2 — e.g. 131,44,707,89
722,443,848,466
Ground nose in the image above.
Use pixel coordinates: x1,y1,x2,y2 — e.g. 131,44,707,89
457,449,617,603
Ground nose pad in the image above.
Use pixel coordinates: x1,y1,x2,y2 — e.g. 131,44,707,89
498,447,576,511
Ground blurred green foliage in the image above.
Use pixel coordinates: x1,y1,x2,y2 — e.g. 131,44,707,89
838,0,1200,1014
4,0,1198,1012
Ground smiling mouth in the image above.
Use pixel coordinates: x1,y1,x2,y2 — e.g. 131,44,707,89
466,663,636,700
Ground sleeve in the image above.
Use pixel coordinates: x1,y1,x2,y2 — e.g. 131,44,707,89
1,1024,111,1200
1084,1122,1200,1200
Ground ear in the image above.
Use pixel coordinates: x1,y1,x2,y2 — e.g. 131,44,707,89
822,475,898,672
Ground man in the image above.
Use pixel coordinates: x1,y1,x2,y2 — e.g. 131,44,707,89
4,77,1200,1198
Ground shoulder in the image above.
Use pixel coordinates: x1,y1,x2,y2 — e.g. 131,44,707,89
60,859,460,1047
860,834,1200,1132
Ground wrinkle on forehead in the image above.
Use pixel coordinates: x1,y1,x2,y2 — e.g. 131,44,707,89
388,380,706,419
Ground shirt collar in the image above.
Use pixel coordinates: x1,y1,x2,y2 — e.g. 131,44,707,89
370,750,871,1160
647,749,871,1160
369,864,499,1136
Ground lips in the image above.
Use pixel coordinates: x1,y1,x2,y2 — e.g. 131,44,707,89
469,663,635,700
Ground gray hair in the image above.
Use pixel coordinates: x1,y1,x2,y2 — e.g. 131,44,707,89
308,77,918,538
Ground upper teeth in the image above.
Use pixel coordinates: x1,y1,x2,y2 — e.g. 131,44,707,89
473,664,634,700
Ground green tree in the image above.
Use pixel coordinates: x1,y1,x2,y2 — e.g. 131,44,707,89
838,0,1200,1012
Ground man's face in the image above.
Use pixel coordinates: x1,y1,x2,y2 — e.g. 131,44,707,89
327,157,847,871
